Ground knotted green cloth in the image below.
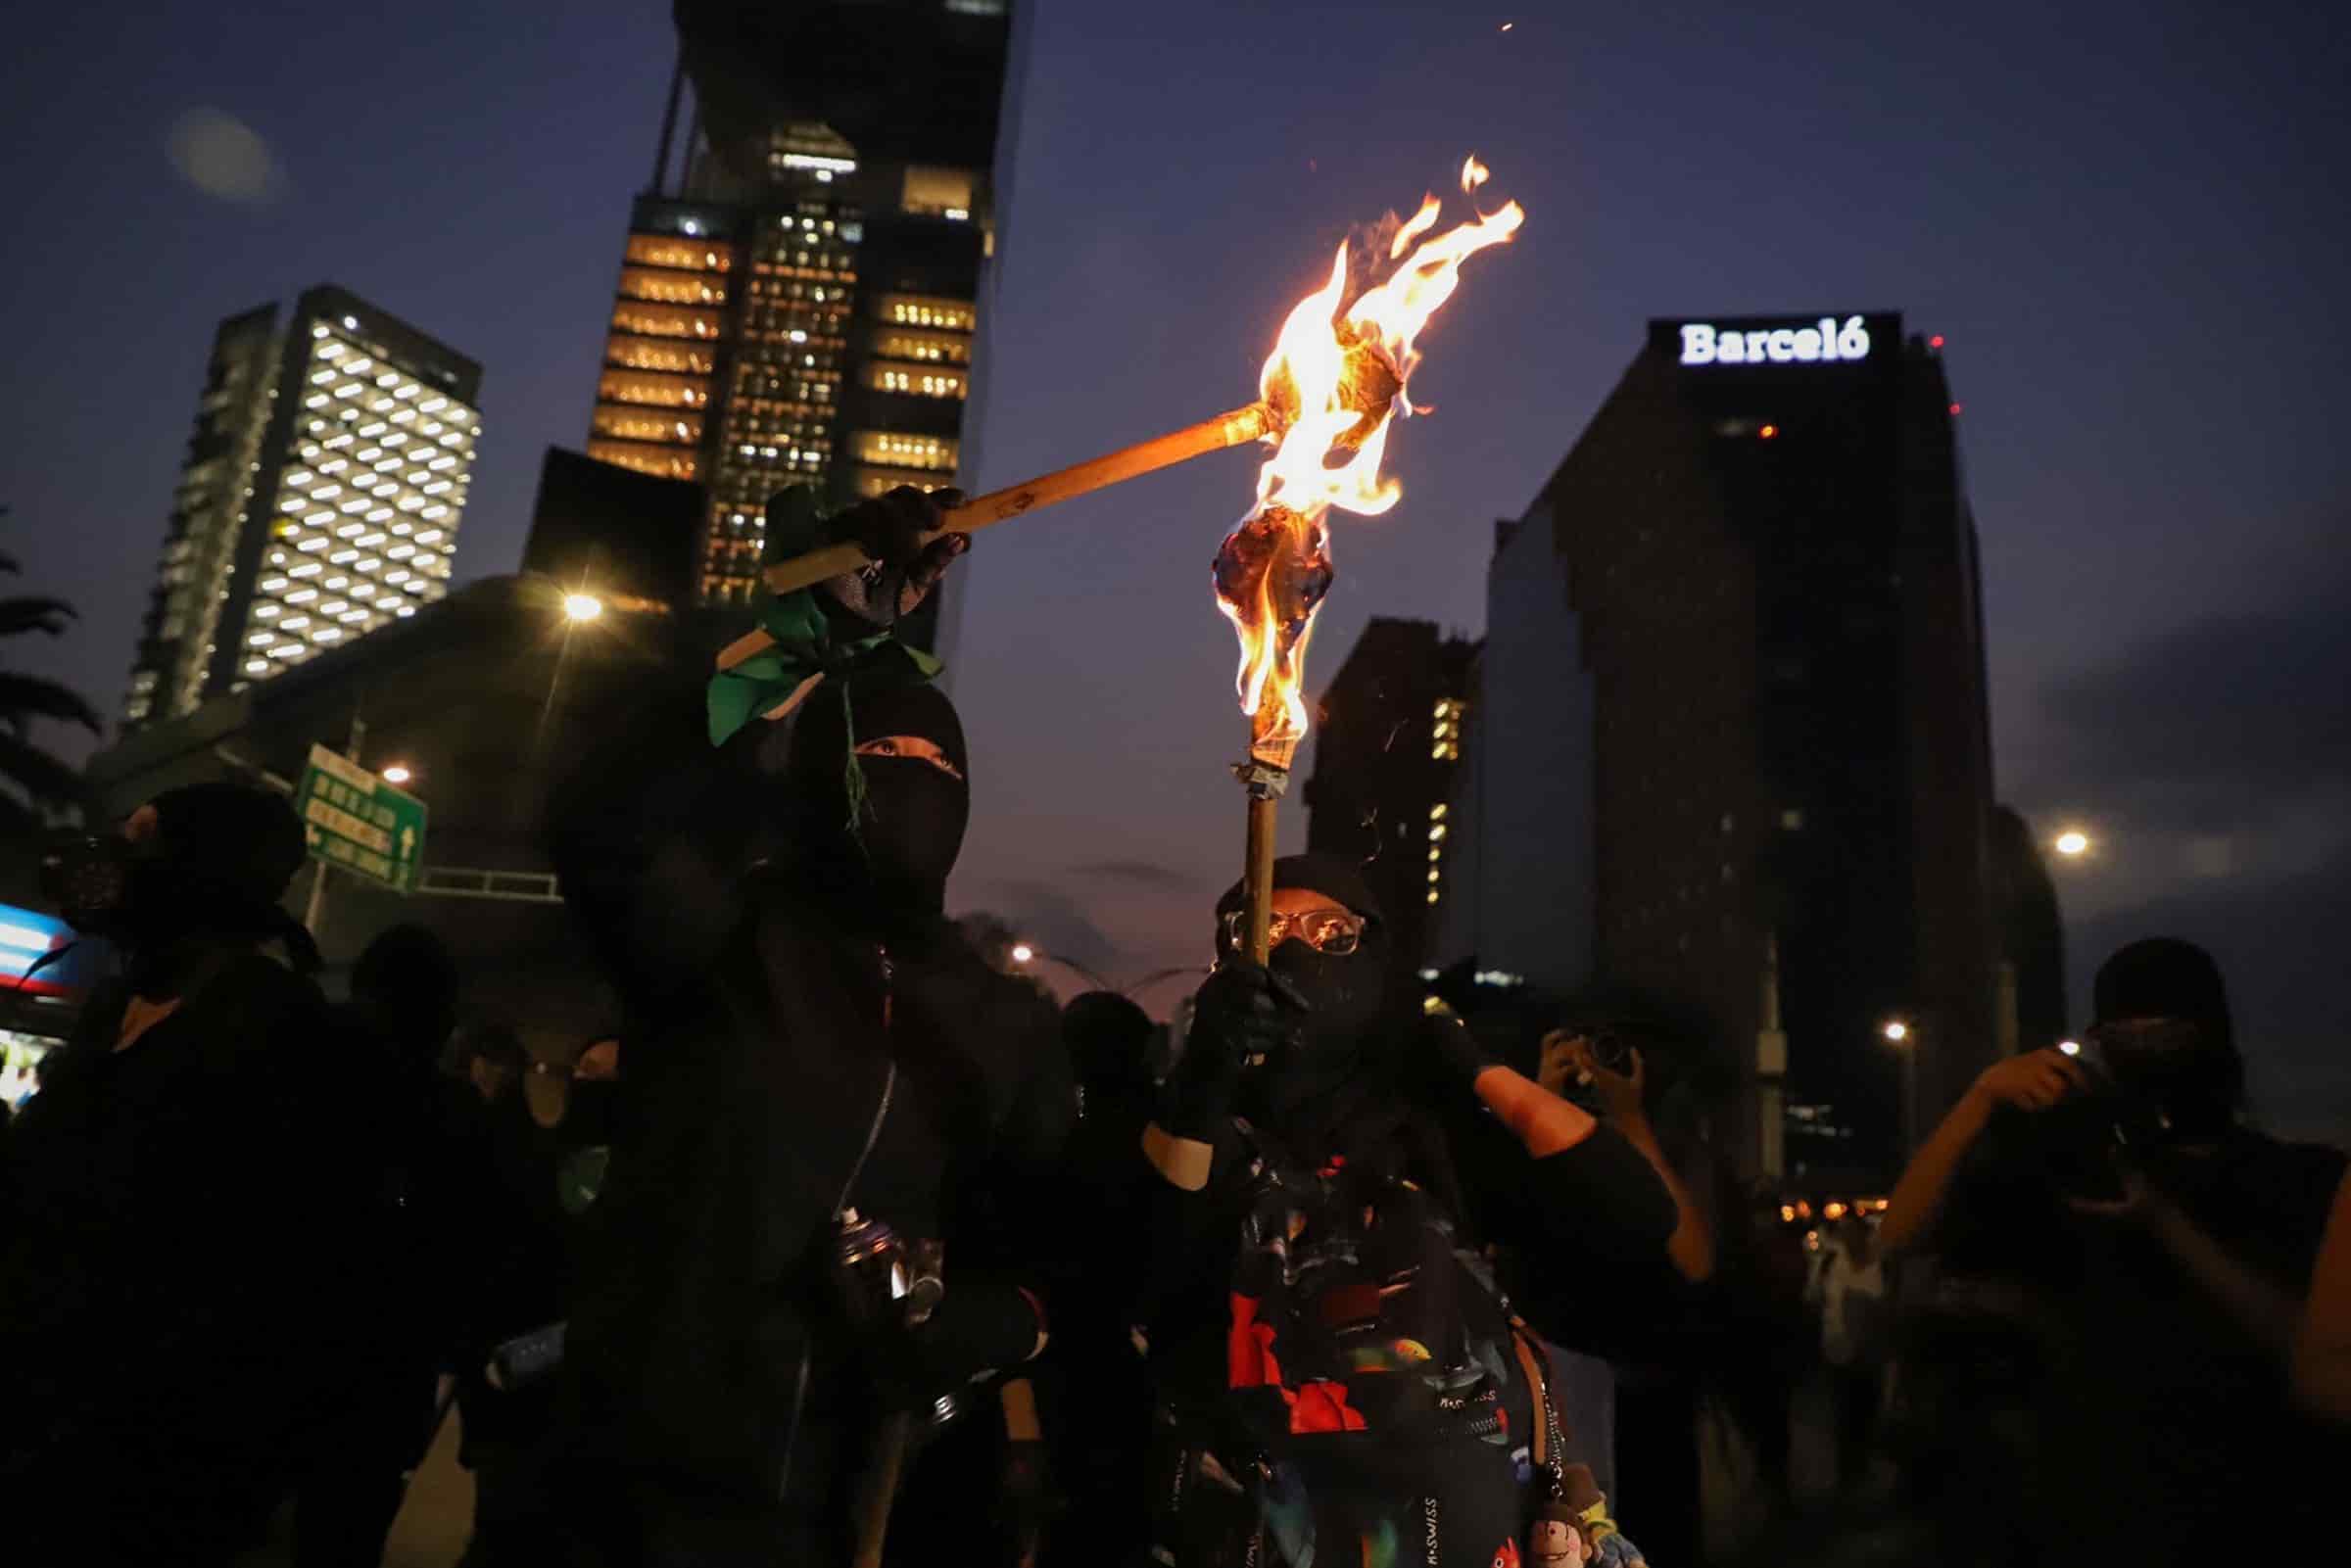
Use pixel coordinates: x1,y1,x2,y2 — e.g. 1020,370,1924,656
704,488,944,747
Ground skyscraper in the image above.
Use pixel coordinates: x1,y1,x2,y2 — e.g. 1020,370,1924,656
123,285,482,730
1303,618,1479,998
1452,312,1998,1181
586,0,1018,633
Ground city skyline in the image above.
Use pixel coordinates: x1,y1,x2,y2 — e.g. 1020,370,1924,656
2,2,2344,1133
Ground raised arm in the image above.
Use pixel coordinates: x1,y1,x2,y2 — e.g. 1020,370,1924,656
1548,1033,1716,1282
1882,1048,2086,1256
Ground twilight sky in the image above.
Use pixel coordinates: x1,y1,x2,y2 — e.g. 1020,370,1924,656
2,2,2344,1133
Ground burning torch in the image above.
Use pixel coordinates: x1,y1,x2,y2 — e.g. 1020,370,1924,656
716,157,1515,679
1212,162,1522,961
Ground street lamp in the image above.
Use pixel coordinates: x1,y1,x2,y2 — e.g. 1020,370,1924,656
1882,1017,1919,1154
563,593,604,624
380,763,413,785
2054,829,2090,858
1007,940,1113,993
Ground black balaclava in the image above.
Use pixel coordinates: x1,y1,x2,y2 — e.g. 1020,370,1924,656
1212,851,1392,1133
47,781,317,992
2091,936,2242,1136
778,674,970,930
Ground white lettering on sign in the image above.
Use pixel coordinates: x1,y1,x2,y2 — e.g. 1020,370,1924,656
1680,315,1870,366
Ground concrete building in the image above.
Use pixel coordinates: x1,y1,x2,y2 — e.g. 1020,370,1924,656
1302,618,1478,999
124,286,481,731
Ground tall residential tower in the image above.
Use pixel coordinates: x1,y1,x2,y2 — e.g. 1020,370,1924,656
124,285,481,730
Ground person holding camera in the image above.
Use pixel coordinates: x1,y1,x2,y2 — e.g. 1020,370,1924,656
1880,937,2346,1564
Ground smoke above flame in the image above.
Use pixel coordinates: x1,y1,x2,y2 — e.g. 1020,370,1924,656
1216,160,1523,762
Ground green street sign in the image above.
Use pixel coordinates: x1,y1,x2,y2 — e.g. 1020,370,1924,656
295,743,427,893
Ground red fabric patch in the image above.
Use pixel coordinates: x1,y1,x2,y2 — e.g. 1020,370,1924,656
1227,1293,1282,1389
1490,1541,1521,1568
1287,1379,1368,1433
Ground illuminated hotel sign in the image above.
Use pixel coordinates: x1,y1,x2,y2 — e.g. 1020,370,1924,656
1679,315,1871,366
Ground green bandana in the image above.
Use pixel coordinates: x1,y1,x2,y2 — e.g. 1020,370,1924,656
704,487,945,749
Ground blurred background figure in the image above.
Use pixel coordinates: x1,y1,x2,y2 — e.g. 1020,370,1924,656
291,923,466,1568
1805,1212,1889,1496
1,783,360,1566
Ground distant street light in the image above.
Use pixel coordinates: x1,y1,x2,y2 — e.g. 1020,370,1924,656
1883,1018,1918,1153
1009,942,1036,965
380,764,412,785
2054,829,2090,858
563,594,604,624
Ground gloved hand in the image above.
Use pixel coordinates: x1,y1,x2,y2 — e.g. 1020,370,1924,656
827,484,963,570
1163,962,1303,1142
1427,1011,1499,1094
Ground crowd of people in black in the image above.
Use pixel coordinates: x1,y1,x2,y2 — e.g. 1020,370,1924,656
2,487,2347,1568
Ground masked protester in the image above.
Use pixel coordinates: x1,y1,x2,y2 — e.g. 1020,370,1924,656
0,783,367,1567
548,660,1073,1567
1879,936,2349,1565
1130,855,1678,1568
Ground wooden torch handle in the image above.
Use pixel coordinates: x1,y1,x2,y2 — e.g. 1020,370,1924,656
715,402,1271,673
1244,791,1279,967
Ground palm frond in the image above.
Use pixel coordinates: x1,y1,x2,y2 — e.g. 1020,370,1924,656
0,728,87,812
0,673,104,735
0,597,78,639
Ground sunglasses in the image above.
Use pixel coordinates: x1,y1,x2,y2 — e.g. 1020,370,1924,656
1219,906,1364,955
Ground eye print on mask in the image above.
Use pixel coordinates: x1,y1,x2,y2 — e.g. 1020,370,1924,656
852,734,964,781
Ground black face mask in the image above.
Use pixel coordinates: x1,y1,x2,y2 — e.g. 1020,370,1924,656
40,833,246,953
1234,933,1391,1133
2093,1021,2237,1138
40,832,141,938
851,753,969,915
780,679,971,929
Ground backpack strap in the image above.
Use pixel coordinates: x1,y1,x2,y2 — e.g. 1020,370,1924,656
1510,1316,1569,1488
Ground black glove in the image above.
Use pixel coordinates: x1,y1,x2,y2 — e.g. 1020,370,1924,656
1427,1012,1499,1094
828,484,959,569
1163,962,1303,1142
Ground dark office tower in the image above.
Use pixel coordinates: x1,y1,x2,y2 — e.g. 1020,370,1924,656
521,447,705,612
1467,312,1997,1181
1304,618,1479,998
588,0,1018,638
1988,804,2067,1054
123,286,483,731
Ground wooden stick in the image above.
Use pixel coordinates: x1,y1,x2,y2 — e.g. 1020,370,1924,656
715,402,1271,673
1243,790,1279,966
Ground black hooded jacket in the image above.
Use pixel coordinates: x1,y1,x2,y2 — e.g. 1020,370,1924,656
549,673,1073,1557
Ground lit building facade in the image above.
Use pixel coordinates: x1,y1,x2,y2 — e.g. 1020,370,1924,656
1302,618,1480,999
587,0,1014,619
125,285,482,730
1451,312,1999,1183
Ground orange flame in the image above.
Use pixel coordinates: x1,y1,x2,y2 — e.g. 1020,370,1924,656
1216,161,1523,762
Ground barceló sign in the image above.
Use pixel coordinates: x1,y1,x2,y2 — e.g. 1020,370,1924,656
1680,316,1871,366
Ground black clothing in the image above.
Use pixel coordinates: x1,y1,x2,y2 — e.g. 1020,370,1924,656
565,895,1073,1565
1133,1014,1678,1566
1930,1121,2348,1564
0,956,364,1566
